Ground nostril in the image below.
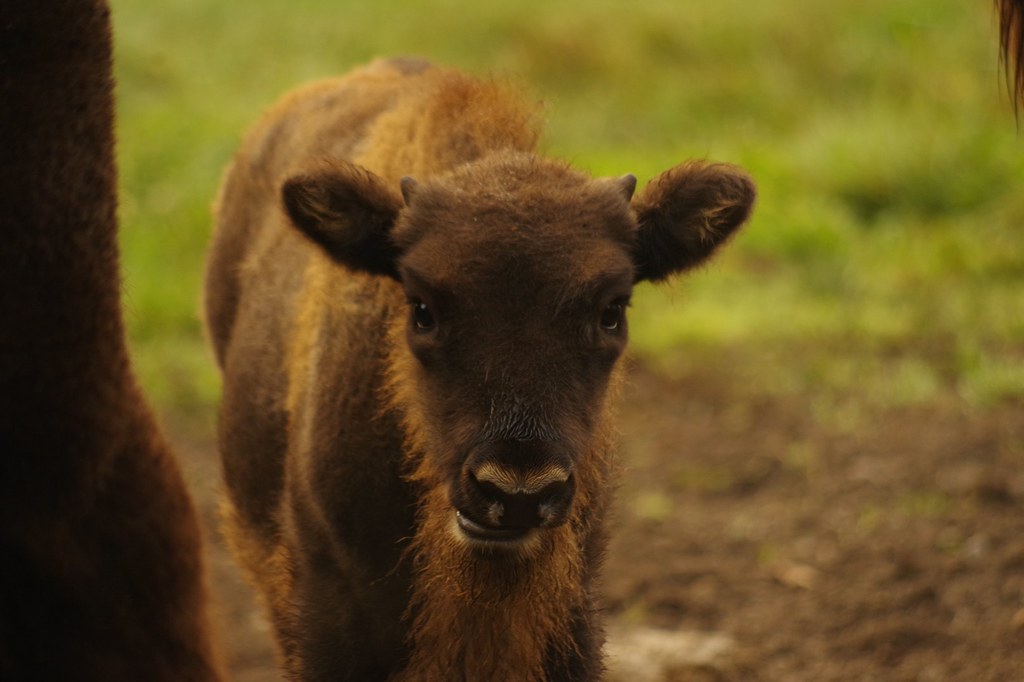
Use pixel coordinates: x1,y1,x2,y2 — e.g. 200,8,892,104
534,478,569,501
533,475,574,526
471,473,507,502
467,473,507,525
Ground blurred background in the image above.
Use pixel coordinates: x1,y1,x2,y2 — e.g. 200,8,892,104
111,0,1023,679
114,0,1023,419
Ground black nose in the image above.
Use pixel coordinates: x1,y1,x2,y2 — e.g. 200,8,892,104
468,462,575,529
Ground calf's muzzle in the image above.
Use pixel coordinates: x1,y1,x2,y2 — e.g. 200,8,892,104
455,440,576,541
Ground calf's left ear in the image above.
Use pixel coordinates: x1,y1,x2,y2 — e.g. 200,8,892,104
631,161,756,282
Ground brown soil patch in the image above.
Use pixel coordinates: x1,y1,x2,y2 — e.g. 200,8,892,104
171,360,1024,680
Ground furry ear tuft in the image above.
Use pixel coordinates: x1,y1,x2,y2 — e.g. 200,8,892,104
282,160,404,279
631,162,755,282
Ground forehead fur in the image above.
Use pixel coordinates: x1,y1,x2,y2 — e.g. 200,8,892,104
394,152,637,292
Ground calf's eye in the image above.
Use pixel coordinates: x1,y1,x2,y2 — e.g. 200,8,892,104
599,301,625,332
411,301,435,332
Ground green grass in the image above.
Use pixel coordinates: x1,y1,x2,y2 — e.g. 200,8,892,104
111,0,1024,419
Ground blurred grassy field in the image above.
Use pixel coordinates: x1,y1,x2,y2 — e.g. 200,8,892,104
111,0,1024,423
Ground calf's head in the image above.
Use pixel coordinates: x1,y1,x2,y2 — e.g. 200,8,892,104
283,152,754,555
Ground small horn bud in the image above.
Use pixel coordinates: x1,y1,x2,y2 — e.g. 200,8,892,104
400,176,418,206
618,173,637,201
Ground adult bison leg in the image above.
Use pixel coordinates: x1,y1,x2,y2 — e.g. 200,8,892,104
0,2,223,679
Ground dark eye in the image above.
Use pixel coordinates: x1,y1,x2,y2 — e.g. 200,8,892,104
599,301,626,333
410,301,436,332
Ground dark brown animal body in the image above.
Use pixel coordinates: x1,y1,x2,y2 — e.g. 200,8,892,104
997,0,1024,109
0,1,223,679
206,58,755,681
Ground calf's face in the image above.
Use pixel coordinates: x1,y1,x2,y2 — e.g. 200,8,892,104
283,153,754,554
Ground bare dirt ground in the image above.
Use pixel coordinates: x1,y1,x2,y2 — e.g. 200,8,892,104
170,359,1024,681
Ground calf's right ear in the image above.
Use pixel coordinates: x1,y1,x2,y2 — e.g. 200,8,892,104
282,160,404,279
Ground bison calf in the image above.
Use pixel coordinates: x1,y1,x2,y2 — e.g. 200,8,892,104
205,58,755,681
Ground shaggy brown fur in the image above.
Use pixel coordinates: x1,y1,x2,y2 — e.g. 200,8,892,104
0,2,223,679
206,58,755,681
997,0,1024,111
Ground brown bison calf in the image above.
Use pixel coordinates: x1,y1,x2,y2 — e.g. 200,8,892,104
205,58,755,681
